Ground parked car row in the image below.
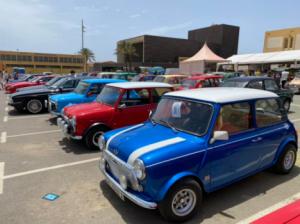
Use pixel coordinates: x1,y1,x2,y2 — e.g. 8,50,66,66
5,73,298,222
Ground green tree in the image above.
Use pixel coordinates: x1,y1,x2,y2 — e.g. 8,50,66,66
115,42,137,71
79,48,95,72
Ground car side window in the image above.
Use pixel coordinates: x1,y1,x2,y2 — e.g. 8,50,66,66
63,80,76,88
247,81,263,89
89,84,104,94
255,99,282,127
215,102,252,135
265,80,279,91
120,88,150,107
152,88,172,103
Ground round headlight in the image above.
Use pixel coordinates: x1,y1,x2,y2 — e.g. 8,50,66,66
119,174,127,190
70,116,76,128
98,135,106,151
133,159,146,180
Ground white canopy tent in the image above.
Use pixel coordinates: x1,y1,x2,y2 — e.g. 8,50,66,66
179,43,227,74
219,49,300,65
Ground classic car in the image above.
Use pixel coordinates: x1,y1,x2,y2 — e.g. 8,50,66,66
212,71,242,80
153,74,189,89
49,78,125,116
6,74,41,84
57,82,173,150
5,75,55,94
178,75,223,90
131,74,156,82
16,75,63,92
8,76,90,114
99,87,297,222
97,72,116,79
221,76,294,111
111,72,137,81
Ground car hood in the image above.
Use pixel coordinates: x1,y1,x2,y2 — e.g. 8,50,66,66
63,102,114,118
105,122,206,166
50,92,84,102
11,87,55,98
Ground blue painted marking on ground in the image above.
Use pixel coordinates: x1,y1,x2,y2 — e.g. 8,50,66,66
42,193,60,201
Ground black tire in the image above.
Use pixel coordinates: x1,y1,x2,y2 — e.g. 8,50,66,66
274,144,297,174
283,99,291,112
14,105,25,113
158,179,202,222
26,99,43,114
85,126,109,150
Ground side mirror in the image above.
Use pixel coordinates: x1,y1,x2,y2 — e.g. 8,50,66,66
118,103,126,109
210,131,229,144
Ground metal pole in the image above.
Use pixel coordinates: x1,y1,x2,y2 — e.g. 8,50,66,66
81,19,84,50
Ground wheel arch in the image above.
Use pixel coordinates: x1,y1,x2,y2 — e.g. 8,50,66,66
273,136,297,166
82,122,111,139
156,172,205,202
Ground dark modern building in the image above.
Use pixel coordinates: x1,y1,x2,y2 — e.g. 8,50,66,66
117,24,239,68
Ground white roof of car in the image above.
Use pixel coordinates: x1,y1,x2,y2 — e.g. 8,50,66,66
165,87,278,103
107,82,172,89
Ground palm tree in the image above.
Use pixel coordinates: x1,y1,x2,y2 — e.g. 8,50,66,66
79,48,95,72
115,42,137,71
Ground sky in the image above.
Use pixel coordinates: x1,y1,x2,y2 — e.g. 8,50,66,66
0,0,299,61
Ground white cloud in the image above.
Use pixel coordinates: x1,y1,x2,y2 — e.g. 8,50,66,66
142,21,193,35
130,14,141,19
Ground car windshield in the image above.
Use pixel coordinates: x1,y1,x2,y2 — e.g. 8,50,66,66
221,80,247,87
151,98,213,136
45,76,61,86
153,76,165,82
96,86,121,106
182,79,197,88
74,81,89,94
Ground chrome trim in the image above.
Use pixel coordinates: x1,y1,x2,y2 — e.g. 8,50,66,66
99,161,157,209
57,116,82,140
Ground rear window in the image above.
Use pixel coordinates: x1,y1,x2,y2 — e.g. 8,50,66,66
255,99,283,127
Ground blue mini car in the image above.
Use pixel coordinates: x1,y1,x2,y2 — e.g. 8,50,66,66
48,79,125,115
99,87,298,222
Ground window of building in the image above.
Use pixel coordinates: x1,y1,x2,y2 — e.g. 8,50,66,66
290,36,294,48
255,99,282,127
214,102,251,135
284,37,289,49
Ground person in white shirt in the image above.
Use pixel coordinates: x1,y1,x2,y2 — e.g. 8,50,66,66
281,71,289,88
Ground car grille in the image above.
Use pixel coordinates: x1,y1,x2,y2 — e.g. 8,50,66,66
104,150,140,191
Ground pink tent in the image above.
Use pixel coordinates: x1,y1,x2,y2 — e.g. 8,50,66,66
180,43,227,74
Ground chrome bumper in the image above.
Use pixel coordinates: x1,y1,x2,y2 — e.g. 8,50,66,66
99,160,157,209
57,117,82,140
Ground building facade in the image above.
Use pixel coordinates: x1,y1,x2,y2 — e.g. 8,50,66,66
0,50,84,74
117,24,239,68
263,27,300,53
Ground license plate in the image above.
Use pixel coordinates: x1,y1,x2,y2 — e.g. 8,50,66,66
106,178,124,201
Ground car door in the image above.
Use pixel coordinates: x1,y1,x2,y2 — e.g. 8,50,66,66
112,88,152,129
254,98,287,168
207,102,261,189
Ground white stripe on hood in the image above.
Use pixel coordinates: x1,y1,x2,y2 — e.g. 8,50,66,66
127,137,186,165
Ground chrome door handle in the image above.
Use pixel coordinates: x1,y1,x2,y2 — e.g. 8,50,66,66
252,137,262,143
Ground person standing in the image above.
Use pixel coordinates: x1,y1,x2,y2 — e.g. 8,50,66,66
0,70,3,90
281,71,289,88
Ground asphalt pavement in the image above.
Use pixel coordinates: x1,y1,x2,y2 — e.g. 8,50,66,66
0,90,299,224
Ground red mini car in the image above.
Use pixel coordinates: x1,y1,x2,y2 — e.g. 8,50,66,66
5,75,55,94
178,75,223,90
57,82,173,150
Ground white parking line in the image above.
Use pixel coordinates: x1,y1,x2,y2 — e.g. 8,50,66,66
236,192,300,224
3,158,99,180
3,116,8,122
291,118,300,123
0,132,7,143
0,162,4,194
4,107,9,112
7,114,50,120
7,130,60,139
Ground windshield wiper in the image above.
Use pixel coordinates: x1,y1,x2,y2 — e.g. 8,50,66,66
158,119,178,133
